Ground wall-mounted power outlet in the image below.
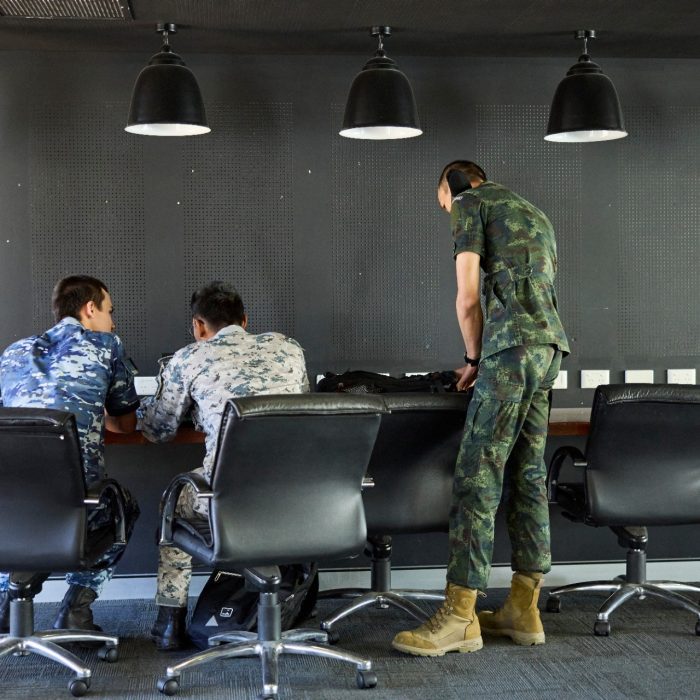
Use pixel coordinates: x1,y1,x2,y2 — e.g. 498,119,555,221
625,369,654,384
134,376,158,395
552,370,568,390
580,369,610,389
667,369,697,384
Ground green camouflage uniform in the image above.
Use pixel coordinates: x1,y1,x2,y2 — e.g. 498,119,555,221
447,181,569,591
138,324,309,607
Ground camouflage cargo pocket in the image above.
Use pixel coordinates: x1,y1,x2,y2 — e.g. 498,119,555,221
466,382,523,445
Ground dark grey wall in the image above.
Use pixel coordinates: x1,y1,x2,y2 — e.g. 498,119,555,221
1,51,699,573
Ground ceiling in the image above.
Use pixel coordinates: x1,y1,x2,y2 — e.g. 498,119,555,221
0,0,698,58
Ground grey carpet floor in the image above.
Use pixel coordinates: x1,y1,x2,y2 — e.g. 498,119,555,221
0,589,698,699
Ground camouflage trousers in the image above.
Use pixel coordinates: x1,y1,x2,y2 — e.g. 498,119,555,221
0,482,139,596
447,344,562,591
157,468,209,608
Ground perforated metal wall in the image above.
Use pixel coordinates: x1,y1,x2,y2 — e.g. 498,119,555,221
330,106,440,362
475,105,582,353
617,107,700,357
29,102,146,357
182,102,295,338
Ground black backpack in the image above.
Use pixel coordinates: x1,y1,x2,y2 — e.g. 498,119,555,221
317,370,458,394
188,563,319,650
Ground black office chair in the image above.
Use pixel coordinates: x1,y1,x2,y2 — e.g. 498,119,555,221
0,408,126,697
155,394,387,699
320,392,471,635
546,384,700,636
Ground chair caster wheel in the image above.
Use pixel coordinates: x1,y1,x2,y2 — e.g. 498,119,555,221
695,620,700,636
97,645,118,662
594,620,610,637
326,629,340,645
545,596,561,613
69,678,90,697
157,677,180,696
357,670,377,689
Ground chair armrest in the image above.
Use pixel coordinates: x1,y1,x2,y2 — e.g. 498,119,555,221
84,478,128,545
547,445,587,503
159,471,214,546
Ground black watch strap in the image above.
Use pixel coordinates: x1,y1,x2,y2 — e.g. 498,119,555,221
463,352,480,367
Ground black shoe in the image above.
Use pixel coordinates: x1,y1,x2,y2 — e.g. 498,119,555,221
54,585,102,632
0,591,8,634
151,605,188,651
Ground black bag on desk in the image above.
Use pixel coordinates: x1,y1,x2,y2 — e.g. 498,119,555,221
188,563,319,650
317,370,458,394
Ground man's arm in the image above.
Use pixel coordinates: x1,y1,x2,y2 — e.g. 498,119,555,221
455,251,483,391
138,353,193,443
104,336,140,433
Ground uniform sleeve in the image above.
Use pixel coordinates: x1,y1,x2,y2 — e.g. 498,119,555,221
137,350,194,443
105,336,140,417
451,193,486,260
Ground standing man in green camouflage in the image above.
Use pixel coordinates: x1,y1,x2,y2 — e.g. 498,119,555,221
393,161,569,656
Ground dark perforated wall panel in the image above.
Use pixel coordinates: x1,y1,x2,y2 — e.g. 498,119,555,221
29,102,146,358
617,106,700,357
182,102,295,338
475,105,582,355
330,105,440,362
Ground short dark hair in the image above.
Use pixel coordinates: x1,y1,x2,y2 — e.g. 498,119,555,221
191,282,245,330
52,275,108,322
438,160,487,188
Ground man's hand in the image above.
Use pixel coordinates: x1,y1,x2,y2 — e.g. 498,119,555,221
105,410,137,434
455,365,478,391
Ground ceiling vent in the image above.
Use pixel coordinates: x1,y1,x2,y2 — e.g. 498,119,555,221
0,0,132,20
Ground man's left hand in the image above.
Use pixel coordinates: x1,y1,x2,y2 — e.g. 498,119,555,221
455,365,478,391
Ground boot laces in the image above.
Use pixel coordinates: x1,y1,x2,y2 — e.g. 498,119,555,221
426,589,456,633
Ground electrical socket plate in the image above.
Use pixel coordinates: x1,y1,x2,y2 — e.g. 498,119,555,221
580,369,610,389
134,376,158,395
667,369,696,384
624,369,654,384
552,370,567,390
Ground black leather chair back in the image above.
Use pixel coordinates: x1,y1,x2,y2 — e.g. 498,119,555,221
0,408,88,570
585,384,700,525
363,393,471,534
206,394,385,567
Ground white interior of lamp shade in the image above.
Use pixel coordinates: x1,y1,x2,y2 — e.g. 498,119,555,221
339,125,423,140
544,129,628,143
125,123,211,136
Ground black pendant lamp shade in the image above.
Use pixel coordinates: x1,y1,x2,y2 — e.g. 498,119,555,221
340,26,422,140
126,24,210,137
545,30,626,143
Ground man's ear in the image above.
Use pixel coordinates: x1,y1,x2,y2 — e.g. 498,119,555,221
84,301,96,318
192,317,207,341
241,314,248,330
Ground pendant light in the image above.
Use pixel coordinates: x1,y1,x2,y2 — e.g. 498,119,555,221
545,30,627,143
340,26,422,140
126,23,210,137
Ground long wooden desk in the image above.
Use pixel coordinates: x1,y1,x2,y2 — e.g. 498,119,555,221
104,407,591,444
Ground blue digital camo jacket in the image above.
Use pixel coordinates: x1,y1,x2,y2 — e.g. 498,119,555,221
0,317,139,483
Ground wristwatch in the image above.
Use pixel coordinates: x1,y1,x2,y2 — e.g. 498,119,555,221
463,353,480,367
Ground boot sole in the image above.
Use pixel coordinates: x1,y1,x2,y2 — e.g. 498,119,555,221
481,627,545,645
391,636,483,657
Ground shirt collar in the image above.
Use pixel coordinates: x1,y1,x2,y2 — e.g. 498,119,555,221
212,324,247,339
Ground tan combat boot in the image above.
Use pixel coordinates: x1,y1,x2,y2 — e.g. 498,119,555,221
391,582,483,656
477,571,545,645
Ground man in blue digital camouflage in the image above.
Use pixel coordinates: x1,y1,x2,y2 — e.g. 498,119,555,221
0,275,140,637
138,281,309,650
393,161,569,657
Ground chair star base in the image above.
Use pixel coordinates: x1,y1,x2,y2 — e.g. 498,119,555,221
0,598,118,697
548,578,700,636
157,590,376,699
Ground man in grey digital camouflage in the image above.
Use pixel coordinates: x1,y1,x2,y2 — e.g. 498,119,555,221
0,275,140,636
393,161,569,657
138,281,309,650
